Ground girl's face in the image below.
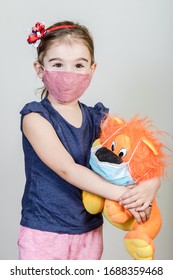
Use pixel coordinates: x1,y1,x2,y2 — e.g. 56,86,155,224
41,41,96,75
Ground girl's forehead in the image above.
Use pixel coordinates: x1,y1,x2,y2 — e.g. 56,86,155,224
45,41,91,60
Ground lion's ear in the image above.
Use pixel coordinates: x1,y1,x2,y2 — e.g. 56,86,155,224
141,138,158,155
93,139,101,147
113,117,124,124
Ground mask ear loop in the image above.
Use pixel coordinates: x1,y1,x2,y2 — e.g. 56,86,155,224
40,65,45,71
128,140,151,184
101,124,127,147
135,170,151,184
125,140,141,184
128,140,141,162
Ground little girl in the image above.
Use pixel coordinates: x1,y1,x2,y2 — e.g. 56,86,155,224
18,20,160,260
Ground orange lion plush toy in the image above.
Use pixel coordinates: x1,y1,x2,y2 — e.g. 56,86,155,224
83,114,167,260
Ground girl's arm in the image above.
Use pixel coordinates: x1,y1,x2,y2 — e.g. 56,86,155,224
119,177,160,211
22,113,151,223
22,113,128,201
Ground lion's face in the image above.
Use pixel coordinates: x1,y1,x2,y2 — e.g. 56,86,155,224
92,115,166,183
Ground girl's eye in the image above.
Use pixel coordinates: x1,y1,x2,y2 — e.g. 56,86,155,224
111,141,116,151
118,148,127,158
53,63,63,68
75,63,84,68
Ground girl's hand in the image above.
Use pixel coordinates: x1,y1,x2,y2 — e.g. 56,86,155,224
119,177,160,211
128,205,152,224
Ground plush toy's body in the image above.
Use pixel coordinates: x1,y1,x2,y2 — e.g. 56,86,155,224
83,115,167,260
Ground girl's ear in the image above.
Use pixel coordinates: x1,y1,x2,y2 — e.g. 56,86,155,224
90,62,97,75
34,61,44,79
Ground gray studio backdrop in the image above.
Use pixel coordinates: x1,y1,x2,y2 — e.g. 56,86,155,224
0,0,172,260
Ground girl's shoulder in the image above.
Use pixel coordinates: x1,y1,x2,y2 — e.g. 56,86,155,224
81,101,109,122
20,100,47,115
20,99,52,127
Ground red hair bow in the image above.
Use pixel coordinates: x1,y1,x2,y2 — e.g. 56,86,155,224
27,22,46,45
27,22,75,47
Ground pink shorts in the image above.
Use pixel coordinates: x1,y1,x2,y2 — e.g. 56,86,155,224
18,225,103,260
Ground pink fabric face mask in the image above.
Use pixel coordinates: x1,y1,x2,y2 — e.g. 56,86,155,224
42,69,92,103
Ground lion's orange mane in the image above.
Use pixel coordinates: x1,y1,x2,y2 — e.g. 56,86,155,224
99,115,167,182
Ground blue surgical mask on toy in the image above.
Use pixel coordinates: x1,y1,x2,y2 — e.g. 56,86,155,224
89,141,141,186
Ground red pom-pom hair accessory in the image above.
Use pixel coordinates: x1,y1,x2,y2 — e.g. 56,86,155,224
27,22,75,47
27,22,46,47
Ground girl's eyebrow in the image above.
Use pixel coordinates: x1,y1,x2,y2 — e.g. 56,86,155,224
76,58,89,62
48,58,63,62
48,57,89,62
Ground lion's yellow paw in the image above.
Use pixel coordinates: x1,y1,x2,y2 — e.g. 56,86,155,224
82,191,104,214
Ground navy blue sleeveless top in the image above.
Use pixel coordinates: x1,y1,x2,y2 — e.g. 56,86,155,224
20,97,109,234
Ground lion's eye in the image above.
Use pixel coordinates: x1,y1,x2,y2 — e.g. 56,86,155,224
111,140,116,151
118,148,127,158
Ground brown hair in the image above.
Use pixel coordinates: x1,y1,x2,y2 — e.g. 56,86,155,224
36,21,95,98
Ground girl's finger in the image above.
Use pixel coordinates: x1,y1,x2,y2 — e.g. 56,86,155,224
123,200,144,209
126,184,136,189
136,202,152,211
120,195,142,206
129,209,142,224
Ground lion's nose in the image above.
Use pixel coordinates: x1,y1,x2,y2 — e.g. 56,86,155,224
95,147,123,164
